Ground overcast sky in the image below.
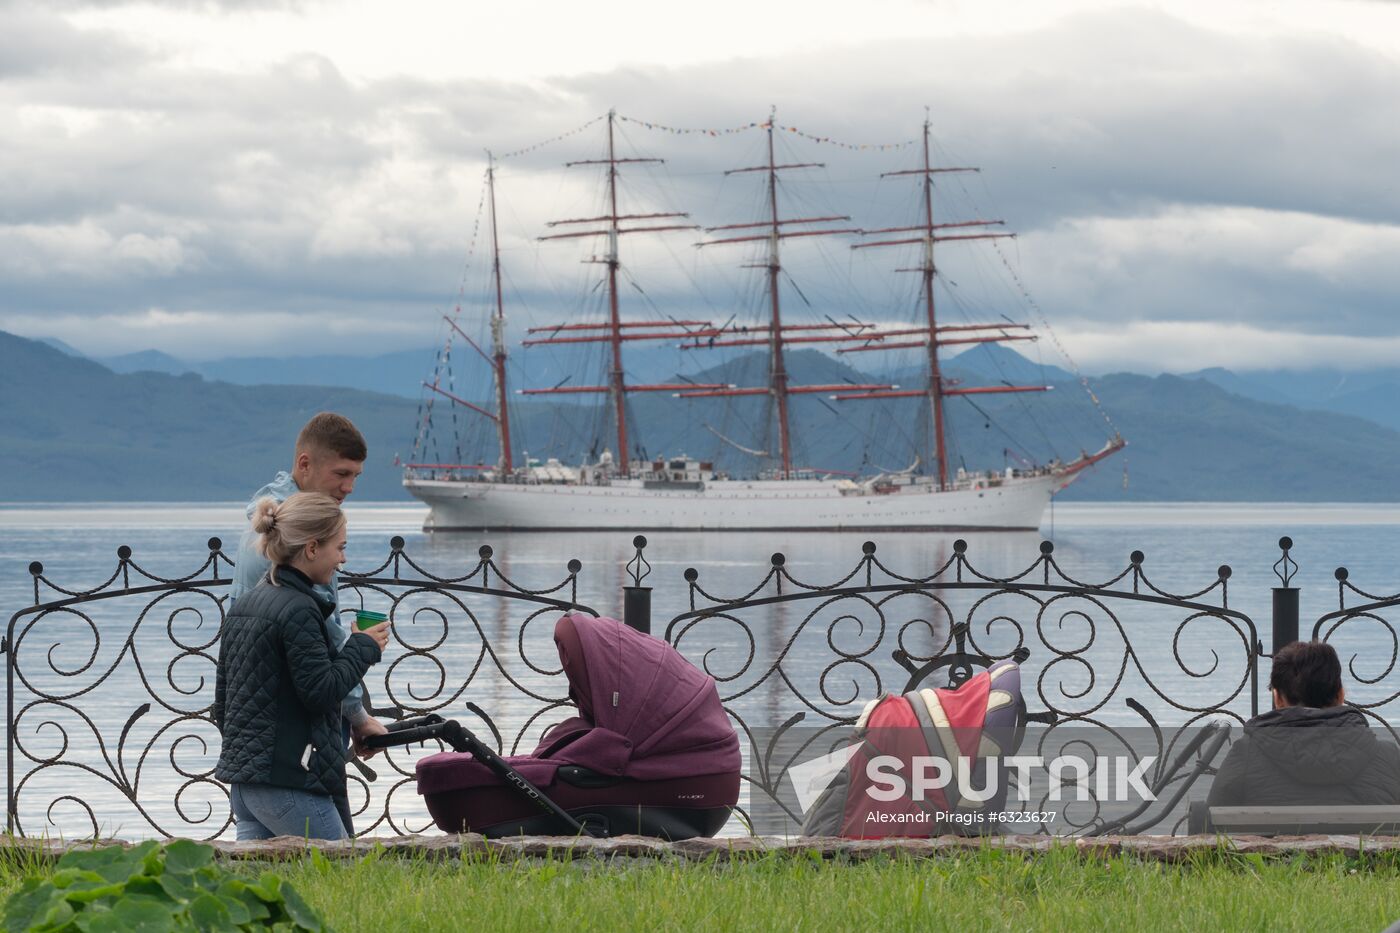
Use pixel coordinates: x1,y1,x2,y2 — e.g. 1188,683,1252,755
2,0,1399,374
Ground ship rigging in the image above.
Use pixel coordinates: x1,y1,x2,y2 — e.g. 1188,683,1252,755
403,110,1124,532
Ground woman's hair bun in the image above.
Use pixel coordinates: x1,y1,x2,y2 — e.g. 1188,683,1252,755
250,492,343,579
251,497,279,535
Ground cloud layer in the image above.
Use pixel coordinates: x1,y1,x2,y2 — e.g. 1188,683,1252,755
2,1,1399,373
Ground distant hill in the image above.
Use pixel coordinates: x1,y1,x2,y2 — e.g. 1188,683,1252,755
5,328,1400,502
37,337,87,358
100,349,194,375
0,331,417,501
47,334,1400,435
1185,366,1400,433
80,341,701,399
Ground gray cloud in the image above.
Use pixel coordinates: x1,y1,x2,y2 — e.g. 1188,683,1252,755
2,5,1400,370
0,7,145,77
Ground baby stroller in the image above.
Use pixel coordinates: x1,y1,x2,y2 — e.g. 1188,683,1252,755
368,613,740,839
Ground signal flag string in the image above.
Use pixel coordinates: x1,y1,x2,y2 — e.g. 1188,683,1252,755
773,123,915,151
497,114,608,160
617,114,761,136
618,113,916,151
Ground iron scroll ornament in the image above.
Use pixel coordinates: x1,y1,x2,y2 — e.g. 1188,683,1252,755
5,536,594,839
663,539,1260,835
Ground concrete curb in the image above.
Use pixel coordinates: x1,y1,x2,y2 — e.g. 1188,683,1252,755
5,833,1400,864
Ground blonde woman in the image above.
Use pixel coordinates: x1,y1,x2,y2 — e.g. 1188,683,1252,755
214,492,389,840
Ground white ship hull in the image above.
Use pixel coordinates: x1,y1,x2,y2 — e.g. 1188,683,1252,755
405,471,1073,532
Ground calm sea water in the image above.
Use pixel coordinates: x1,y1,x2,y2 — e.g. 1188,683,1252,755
5,500,1398,637
2,501,1398,838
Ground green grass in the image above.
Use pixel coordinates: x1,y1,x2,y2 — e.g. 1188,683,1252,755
5,844,1400,932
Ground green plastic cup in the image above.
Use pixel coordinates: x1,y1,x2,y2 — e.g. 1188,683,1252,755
355,610,388,631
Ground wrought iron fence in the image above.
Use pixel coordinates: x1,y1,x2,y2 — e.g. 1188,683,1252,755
1312,563,1400,741
4,537,592,840
4,533,1396,839
664,537,1266,836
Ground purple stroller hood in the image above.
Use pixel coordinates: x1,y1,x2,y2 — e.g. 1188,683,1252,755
416,613,740,800
537,613,740,782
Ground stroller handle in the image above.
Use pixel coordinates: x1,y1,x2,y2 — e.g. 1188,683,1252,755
386,713,447,734
362,714,450,750
366,723,449,748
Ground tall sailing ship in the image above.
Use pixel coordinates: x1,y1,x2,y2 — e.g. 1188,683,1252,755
403,111,1124,531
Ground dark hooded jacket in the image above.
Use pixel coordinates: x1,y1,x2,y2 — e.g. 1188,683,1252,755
213,565,381,798
1206,705,1400,808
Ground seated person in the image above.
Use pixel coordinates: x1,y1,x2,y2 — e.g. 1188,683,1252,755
1207,640,1400,809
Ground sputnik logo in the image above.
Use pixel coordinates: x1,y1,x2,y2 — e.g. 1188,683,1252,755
787,745,861,814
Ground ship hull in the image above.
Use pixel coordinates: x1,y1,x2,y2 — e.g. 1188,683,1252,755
404,472,1068,532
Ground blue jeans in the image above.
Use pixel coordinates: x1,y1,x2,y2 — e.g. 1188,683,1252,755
230,783,349,841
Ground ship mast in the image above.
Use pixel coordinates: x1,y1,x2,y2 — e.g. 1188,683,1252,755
840,117,1041,488
487,154,513,472
692,113,865,479
601,112,629,471
524,110,716,473
762,125,794,477
420,156,517,474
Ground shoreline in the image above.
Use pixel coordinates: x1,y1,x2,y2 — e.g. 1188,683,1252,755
5,500,1400,529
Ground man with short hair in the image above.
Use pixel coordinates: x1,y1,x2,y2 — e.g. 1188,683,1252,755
1207,640,1400,808
231,413,388,763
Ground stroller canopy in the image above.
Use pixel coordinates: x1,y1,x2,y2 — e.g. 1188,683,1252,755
541,613,739,781
417,613,740,800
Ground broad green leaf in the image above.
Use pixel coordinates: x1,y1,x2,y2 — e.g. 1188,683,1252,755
55,849,100,871
55,848,124,882
157,871,199,904
73,903,112,933
51,868,105,890
214,892,251,926
124,876,177,904
32,898,75,933
3,879,65,933
103,896,179,933
247,881,279,903
140,849,165,880
59,878,126,905
189,893,238,933
163,841,215,876
216,883,270,922
82,905,171,933
193,867,224,892
6,842,325,933
131,841,162,860
278,883,322,932
80,914,127,933
59,843,156,884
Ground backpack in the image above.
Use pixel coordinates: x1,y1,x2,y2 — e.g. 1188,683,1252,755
799,661,1026,837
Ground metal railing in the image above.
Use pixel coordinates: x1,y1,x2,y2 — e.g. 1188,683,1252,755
5,534,1395,838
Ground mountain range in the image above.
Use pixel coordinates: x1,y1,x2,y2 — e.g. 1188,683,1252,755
45,335,1400,435
8,329,1400,502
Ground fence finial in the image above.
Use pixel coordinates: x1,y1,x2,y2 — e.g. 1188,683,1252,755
623,536,652,634
1273,536,1297,587
626,535,651,588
